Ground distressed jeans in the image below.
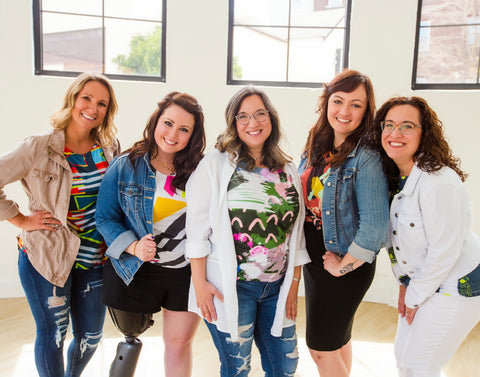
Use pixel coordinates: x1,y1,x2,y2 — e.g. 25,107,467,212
18,250,106,377
206,279,299,377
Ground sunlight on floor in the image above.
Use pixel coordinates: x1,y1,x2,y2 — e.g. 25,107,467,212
297,337,399,377
4,298,473,376
12,335,416,377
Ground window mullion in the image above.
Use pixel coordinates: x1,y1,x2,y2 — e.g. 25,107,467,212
102,0,105,74
286,0,292,83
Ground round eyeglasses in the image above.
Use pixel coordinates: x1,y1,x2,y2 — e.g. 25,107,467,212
381,121,422,135
235,110,269,125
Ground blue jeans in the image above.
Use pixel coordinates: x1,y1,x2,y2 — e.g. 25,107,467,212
18,250,106,377
206,279,298,377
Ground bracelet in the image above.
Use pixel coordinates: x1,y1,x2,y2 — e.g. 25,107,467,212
132,241,138,256
292,277,300,282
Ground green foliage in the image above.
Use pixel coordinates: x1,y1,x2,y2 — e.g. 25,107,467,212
113,25,162,76
233,56,243,79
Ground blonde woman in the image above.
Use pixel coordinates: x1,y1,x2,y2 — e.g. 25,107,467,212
0,72,119,377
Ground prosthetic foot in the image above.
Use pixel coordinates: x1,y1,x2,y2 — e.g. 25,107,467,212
108,307,154,377
109,337,142,377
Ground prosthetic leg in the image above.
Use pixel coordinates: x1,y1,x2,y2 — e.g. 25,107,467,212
108,307,154,377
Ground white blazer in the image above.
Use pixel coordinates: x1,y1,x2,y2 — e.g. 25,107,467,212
185,149,310,340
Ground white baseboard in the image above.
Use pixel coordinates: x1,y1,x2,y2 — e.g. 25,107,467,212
0,279,25,298
364,273,398,307
0,267,399,306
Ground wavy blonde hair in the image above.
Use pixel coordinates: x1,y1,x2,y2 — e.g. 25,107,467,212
50,72,118,146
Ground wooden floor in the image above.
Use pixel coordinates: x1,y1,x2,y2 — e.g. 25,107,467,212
1,297,479,376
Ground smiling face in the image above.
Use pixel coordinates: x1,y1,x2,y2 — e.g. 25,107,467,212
154,104,195,160
381,104,422,176
327,85,367,147
70,81,110,134
236,94,272,158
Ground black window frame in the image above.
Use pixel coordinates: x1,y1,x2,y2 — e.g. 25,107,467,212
411,0,480,90
226,0,352,88
33,0,167,82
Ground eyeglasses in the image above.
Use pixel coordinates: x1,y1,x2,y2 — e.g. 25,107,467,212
235,110,269,125
381,121,422,135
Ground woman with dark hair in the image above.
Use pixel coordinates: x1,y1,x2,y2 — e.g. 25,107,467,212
95,92,205,377
299,69,389,376
186,86,310,376
370,96,480,377
0,72,119,377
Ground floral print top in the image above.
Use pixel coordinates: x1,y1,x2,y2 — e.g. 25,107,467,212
227,163,299,282
300,159,331,231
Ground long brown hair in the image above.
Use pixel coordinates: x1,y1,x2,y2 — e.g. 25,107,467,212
50,72,118,147
216,86,291,171
304,69,376,168
368,96,467,191
125,92,205,191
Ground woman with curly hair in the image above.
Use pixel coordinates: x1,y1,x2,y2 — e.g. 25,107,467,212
370,96,480,377
299,69,389,376
96,92,205,377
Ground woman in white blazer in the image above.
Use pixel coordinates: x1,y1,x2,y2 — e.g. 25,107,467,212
368,96,480,377
185,86,310,377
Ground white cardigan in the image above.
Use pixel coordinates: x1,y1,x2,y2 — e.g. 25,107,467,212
389,163,480,308
185,149,310,340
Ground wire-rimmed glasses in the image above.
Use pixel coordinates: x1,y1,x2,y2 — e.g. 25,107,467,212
381,121,422,135
235,110,269,125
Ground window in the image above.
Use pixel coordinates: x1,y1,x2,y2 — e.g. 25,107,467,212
412,0,480,89
227,0,351,88
33,0,166,82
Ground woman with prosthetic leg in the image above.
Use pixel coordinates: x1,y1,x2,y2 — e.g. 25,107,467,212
96,92,206,377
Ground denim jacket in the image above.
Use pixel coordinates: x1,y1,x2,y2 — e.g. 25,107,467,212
96,153,156,285
299,141,389,263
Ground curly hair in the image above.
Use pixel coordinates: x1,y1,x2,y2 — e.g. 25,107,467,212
125,91,206,191
367,96,467,191
50,72,118,147
303,69,376,168
216,86,291,171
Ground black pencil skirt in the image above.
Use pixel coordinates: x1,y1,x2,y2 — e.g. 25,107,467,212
303,221,376,351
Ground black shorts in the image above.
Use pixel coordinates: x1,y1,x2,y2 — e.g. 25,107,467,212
103,258,191,314
303,221,376,351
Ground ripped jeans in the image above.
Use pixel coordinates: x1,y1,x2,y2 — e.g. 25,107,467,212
18,250,106,377
206,279,298,377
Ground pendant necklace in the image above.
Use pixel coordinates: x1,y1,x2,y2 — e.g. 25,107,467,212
156,156,175,174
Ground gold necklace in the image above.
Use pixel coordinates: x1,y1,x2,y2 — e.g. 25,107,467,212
155,157,175,174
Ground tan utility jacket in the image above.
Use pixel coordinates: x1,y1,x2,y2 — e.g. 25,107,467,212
0,129,119,287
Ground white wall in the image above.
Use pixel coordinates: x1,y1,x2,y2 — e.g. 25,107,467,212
1,0,479,304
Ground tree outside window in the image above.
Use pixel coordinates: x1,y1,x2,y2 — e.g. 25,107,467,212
34,0,166,82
